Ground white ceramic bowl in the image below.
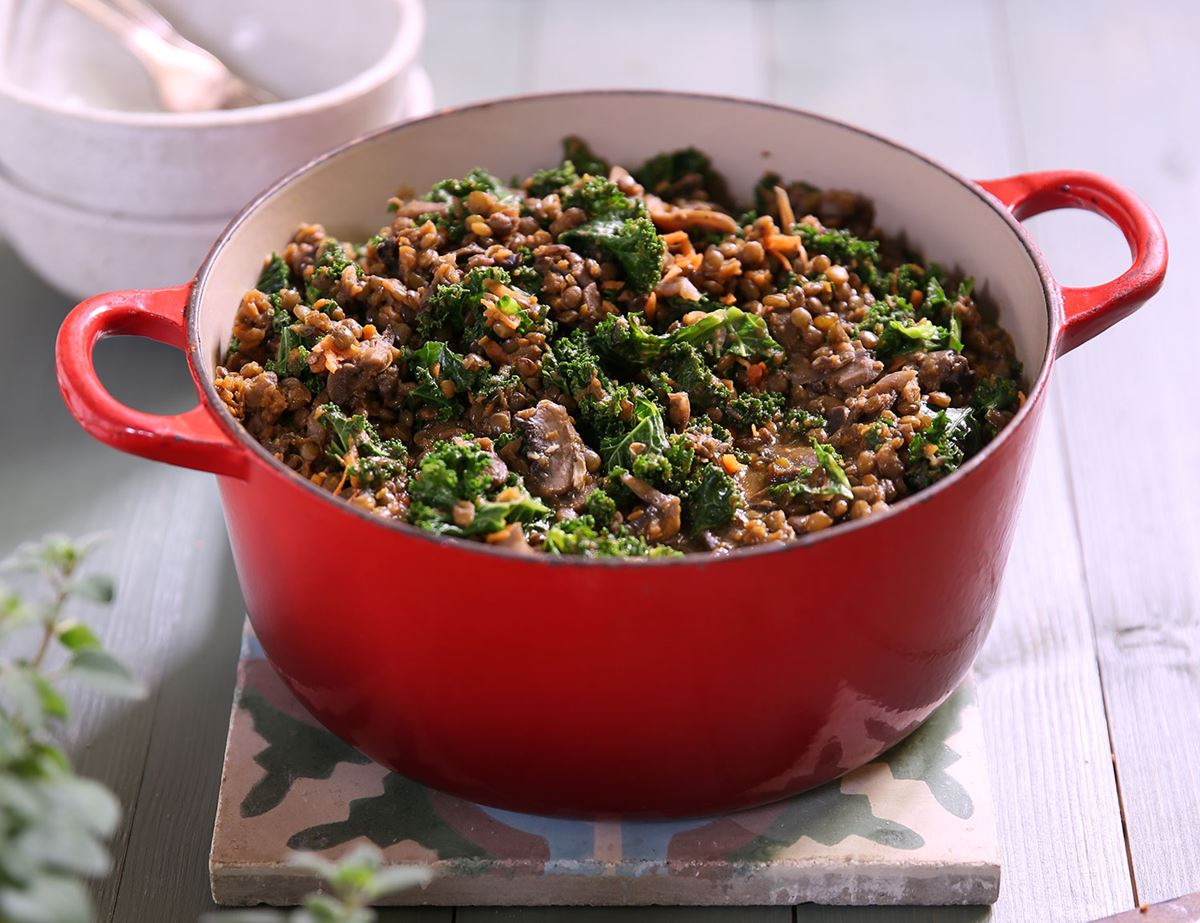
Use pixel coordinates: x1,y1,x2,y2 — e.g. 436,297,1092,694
0,0,424,220
0,68,434,300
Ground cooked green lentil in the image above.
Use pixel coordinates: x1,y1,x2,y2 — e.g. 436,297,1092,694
214,139,1024,558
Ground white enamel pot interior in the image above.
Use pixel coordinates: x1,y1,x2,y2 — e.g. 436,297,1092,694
195,92,1052,392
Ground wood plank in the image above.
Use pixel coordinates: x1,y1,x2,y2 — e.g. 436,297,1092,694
794,909,986,923
0,255,455,922
525,0,770,101
458,908,788,923
975,433,1132,920
445,8,777,917
105,517,259,921
3,0,1176,920
1001,0,1200,905
418,0,537,107
769,1,1132,920
0,258,236,919
766,0,1021,177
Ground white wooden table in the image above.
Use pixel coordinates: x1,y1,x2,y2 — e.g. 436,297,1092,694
1,1,1196,920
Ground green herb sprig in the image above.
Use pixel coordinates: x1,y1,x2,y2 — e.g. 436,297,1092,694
0,534,144,923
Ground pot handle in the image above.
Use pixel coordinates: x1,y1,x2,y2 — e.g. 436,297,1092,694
976,171,1167,356
56,284,248,478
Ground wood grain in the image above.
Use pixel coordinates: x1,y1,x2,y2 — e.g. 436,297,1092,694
769,1,1133,919
766,0,1020,177
0,280,246,918
418,0,536,107
1,0,1192,919
1001,0,1200,905
457,908,789,923
524,0,770,100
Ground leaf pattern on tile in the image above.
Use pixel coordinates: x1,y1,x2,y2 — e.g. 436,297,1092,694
239,688,370,818
879,685,974,819
288,772,492,859
727,782,924,859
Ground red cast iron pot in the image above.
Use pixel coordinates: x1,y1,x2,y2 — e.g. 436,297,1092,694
55,92,1166,818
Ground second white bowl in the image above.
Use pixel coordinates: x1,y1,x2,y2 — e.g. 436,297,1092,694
0,0,425,221
0,68,434,301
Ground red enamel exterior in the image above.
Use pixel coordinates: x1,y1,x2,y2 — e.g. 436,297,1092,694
55,104,1167,818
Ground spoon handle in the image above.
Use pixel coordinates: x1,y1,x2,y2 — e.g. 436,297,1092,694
108,0,207,52
60,0,146,45
105,0,279,106
58,0,277,110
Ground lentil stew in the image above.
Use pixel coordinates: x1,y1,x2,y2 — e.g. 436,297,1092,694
213,140,1024,558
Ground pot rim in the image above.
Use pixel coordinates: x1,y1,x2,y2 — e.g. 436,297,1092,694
187,88,1058,568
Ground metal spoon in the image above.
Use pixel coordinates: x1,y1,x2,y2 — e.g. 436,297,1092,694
60,0,277,111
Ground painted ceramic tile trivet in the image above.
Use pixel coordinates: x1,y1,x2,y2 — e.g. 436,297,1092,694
210,626,999,907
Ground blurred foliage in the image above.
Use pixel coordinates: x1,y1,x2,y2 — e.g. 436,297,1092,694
0,534,431,923
207,844,434,923
0,534,144,923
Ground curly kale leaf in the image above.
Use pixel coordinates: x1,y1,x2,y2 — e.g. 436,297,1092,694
306,239,358,302
811,439,854,500
562,136,607,177
316,404,408,489
563,176,643,220
408,439,493,508
427,168,513,204
599,395,669,470
557,177,665,294
595,307,782,366
410,341,478,394
527,160,581,198
670,307,784,362
511,262,543,294
875,317,952,361
920,276,966,353
864,418,894,449
584,486,618,528
905,407,982,491
972,376,1021,437
563,215,665,295
262,298,319,392
542,513,682,559
973,376,1020,416
422,266,509,339
647,292,721,332
653,342,730,411
256,253,292,295
408,439,549,537
797,225,882,292
634,146,713,196
266,325,310,379
467,491,552,537
877,268,972,354
421,266,545,343
725,390,786,429
782,407,826,435
682,463,739,536
592,312,669,365
860,292,955,360
615,429,738,538
542,330,641,451
886,263,928,301
423,169,519,242
542,328,606,398
404,341,496,420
